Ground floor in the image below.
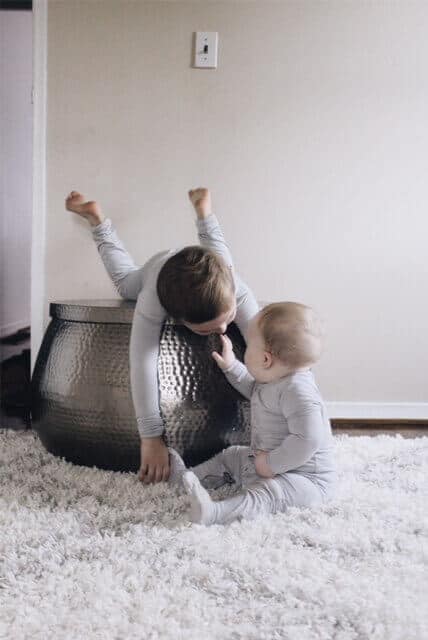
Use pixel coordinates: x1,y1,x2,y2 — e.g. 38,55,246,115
2,432,424,639
0,327,426,436
0,327,31,430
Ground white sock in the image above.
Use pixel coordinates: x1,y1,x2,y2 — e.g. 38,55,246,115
182,471,218,525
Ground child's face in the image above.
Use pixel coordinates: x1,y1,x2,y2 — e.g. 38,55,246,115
183,305,236,336
243,314,271,380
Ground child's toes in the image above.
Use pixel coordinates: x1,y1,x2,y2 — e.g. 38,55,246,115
70,191,84,202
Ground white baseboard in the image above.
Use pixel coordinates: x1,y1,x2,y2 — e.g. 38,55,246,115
327,402,428,420
0,320,31,339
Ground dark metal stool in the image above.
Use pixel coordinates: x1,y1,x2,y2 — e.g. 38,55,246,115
31,300,251,471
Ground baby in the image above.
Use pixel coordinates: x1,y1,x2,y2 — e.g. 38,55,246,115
175,302,336,525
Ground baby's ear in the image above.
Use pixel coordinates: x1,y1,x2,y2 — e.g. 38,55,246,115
263,351,273,369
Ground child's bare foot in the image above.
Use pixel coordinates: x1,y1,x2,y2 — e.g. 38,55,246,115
188,188,212,219
65,191,104,227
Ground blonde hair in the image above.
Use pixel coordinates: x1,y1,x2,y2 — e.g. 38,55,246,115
258,302,323,368
157,246,235,323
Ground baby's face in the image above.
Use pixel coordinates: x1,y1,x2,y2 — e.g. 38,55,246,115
244,314,269,381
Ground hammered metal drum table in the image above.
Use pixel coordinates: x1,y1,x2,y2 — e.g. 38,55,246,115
31,300,251,472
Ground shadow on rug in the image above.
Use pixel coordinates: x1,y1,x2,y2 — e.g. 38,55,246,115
0,430,426,640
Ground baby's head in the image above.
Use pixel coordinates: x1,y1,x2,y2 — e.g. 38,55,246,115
157,246,236,335
244,302,323,382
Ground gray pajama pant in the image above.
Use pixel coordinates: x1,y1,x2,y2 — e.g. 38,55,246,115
187,445,335,525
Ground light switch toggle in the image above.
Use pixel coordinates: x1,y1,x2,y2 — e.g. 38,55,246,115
194,32,218,68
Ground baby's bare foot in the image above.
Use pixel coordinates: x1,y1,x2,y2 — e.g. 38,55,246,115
65,191,104,227
188,188,212,219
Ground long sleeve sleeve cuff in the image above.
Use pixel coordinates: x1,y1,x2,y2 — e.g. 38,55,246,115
137,415,165,439
91,218,113,240
195,214,220,233
223,359,247,379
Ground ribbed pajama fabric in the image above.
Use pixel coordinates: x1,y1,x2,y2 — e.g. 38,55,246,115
191,445,332,525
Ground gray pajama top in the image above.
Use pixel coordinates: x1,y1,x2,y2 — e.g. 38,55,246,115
91,215,259,438
223,360,336,476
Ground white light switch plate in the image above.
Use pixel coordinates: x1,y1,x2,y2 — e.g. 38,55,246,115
194,32,218,68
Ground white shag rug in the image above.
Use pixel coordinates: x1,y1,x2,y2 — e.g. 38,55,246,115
0,431,426,640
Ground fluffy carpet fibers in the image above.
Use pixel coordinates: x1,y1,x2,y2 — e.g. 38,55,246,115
0,431,426,640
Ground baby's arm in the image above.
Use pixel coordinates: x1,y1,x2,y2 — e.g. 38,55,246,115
212,335,256,400
259,403,324,477
223,360,256,400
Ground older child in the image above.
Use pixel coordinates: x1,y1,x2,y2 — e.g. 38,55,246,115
65,189,259,484
181,302,337,525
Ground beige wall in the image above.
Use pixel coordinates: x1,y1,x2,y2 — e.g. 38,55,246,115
42,0,428,415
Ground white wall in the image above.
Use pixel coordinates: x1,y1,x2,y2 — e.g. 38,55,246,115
37,0,428,416
0,10,32,337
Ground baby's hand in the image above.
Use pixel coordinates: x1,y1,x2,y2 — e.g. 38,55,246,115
254,451,274,479
212,334,236,371
65,191,104,227
188,188,212,219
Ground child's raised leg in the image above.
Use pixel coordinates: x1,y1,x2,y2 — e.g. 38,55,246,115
91,218,144,299
66,191,144,300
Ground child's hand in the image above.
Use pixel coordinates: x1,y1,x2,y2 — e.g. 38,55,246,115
188,188,212,219
254,451,274,479
139,437,170,484
212,334,236,371
65,191,104,227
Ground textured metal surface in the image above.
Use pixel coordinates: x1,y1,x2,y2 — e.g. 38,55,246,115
32,300,251,471
50,299,135,324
